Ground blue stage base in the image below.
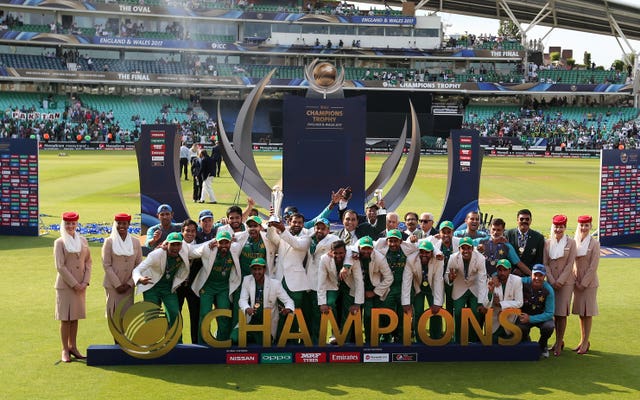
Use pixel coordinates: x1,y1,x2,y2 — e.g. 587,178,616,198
87,342,542,366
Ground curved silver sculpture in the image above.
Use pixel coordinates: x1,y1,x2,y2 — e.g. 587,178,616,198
232,68,277,177
380,100,421,212
217,101,272,207
364,118,407,202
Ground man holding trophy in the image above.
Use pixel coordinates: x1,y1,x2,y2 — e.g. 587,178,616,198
266,186,313,342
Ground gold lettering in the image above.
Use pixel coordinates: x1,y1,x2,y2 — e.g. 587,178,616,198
318,310,364,346
276,309,313,347
416,309,455,346
461,308,492,345
237,309,272,347
370,308,398,347
201,309,232,348
497,309,523,346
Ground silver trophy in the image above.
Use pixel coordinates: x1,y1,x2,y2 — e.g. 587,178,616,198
269,185,284,222
374,188,383,204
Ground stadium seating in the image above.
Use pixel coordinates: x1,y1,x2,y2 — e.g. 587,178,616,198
464,104,639,137
537,69,628,84
79,94,191,131
0,92,67,114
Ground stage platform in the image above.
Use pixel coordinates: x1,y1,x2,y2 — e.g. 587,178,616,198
87,342,542,366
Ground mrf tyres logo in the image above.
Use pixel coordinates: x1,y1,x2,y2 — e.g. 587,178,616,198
295,352,327,363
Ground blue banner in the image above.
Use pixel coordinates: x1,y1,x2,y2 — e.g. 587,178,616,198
282,95,366,221
351,16,416,25
438,130,483,228
135,125,190,241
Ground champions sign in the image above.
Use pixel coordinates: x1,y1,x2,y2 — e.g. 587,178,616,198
109,300,523,360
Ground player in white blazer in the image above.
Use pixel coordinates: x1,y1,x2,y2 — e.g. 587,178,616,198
189,230,242,343
374,229,419,342
445,236,487,343
480,259,523,342
349,236,393,344
132,232,190,330
266,214,312,340
305,218,340,343
402,240,445,340
238,258,294,344
425,220,461,320
317,240,364,342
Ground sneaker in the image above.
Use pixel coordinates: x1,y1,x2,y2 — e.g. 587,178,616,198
541,348,549,359
328,336,338,345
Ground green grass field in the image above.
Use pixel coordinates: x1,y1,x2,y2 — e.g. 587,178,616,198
1,151,638,400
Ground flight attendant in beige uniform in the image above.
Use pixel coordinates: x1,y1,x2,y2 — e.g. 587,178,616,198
544,214,576,357
102,213,142,319
54,212,92,363
572,215,600,355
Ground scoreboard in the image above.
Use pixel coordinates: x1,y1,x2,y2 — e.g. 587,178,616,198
599,149,639,246
0,139,39,236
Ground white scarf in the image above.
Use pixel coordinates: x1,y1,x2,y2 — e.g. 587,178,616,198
574,229,591,257
60,220,82,253
110,221,134,256
548,234,567,260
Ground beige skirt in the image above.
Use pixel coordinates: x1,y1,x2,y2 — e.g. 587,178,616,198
554,284,574,317
572,287,599,316
55,288,86,321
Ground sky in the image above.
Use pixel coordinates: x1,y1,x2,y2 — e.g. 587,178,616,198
354,0,640,67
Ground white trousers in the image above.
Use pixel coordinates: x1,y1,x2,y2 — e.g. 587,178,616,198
200,176,216,202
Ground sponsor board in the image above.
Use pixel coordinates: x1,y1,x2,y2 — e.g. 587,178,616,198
392,352,417,362
363,353,389,363
226,353,259,364
295,352,327,363
329,352,361,363
260,353,293,364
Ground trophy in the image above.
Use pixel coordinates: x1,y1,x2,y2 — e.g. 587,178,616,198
374,188,386,213
374,188,383,203
269,185,284,222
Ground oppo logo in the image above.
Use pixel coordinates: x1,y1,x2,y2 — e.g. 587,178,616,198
261,353,293,364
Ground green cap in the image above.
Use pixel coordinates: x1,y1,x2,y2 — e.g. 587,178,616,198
166,232,183,243
246,216,263,226
418,240,434,252
250,257,266,267
496,259,512,269
315,217,330,227
386,229,402,240
358,236,374,248
439,220,454,231
459,237,474,248
216,231,232,242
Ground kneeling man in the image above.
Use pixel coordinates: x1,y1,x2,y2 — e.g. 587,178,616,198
238,257,294,344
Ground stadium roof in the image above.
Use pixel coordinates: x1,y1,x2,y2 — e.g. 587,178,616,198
376,0,640,43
